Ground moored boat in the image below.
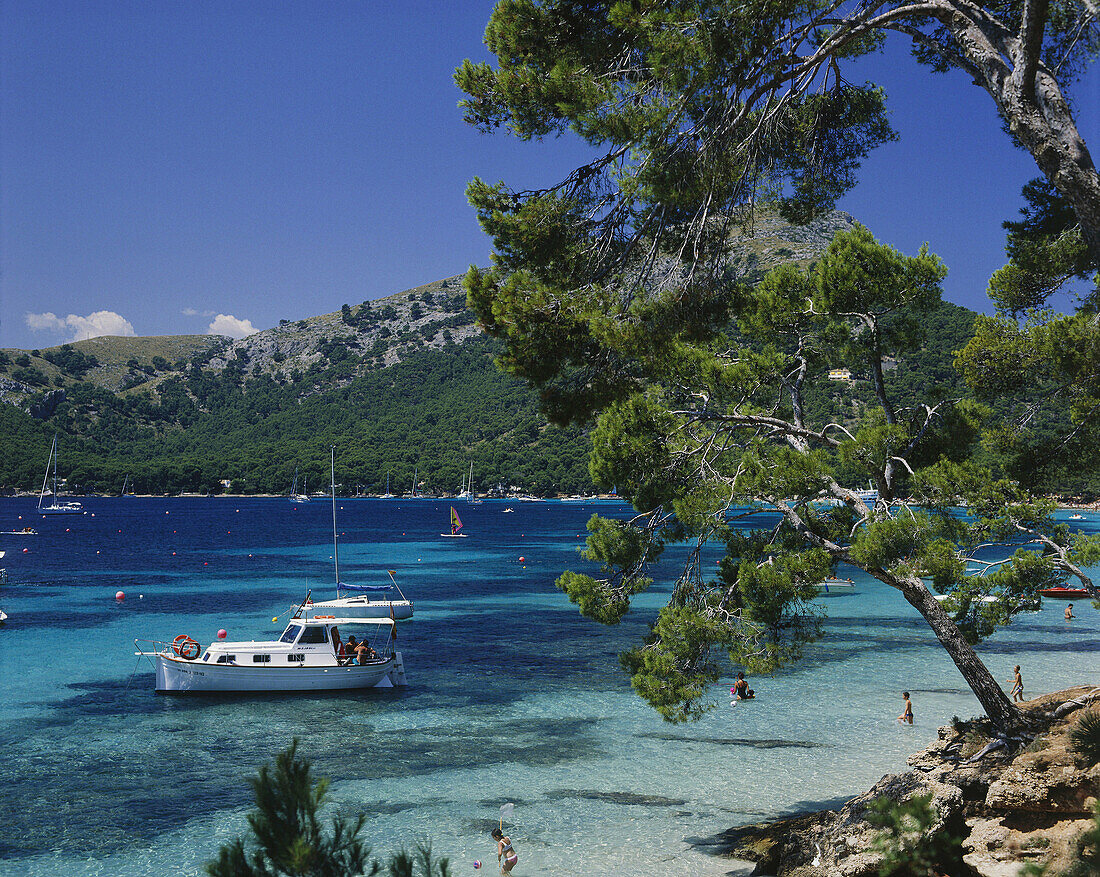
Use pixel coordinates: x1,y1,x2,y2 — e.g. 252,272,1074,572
299,571,414,620
812,578,857,597
136,615,406,694
1039,586,1090,599
38,435,85,516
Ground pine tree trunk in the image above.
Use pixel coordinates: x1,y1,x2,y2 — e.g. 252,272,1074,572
891,573,1025,734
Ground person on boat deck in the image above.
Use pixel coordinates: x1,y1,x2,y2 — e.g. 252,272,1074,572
491,827,518,876
353,639,377,664
332,627,344,656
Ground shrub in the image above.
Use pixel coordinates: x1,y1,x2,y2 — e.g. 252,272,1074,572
1070,708,1100,767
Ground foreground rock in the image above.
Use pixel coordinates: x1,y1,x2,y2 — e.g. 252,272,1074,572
717,686,1100,876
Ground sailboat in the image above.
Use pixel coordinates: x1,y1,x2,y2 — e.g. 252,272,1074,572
441,505,467,538
459,462,482,503
289,467,310,504
38,436,85,515
380,472,395,499
297,448,413,618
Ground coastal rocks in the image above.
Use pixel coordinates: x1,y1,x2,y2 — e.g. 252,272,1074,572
719,687,1100,876
717,772,965,876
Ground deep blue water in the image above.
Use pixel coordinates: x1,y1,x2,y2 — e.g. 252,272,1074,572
0,498,1096,876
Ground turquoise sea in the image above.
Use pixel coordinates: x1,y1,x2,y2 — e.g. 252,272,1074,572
0,497,1097,877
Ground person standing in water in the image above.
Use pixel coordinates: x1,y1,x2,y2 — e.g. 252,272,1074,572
1065,603,1075,621
491,828,518,875
1007,665,1024,702
898,691,913,724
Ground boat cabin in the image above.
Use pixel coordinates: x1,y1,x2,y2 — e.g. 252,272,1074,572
197,617,394,668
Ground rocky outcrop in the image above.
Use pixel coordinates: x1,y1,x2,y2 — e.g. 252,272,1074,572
717,772,965,877
719,686,1100,876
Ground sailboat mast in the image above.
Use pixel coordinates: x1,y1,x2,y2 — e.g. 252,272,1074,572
39,436,55,509
331,447,340,587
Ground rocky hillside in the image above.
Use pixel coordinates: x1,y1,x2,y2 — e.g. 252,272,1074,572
0,210,859,405
0,274,476,403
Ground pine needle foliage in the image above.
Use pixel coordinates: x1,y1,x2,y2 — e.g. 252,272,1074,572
205,739,451,877
866,793,963,877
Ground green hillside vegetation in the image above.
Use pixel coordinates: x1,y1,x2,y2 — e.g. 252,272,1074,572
0,335,591,496
0,211,1094,499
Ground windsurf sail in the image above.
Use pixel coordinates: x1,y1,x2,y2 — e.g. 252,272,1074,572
450,506,463,535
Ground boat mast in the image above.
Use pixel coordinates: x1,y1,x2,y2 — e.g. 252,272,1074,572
331,447,340,589
39,435,56,510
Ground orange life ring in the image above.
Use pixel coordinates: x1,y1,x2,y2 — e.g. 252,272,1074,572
172,634,201,660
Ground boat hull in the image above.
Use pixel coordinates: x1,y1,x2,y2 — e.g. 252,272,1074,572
1039,588,1089,599
155,652,404,693
813,580,857,597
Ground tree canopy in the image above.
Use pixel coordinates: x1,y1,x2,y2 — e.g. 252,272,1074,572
457,0,1100,733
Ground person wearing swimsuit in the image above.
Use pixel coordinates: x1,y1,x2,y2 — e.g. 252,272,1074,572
1007,665,1024,702
898,691,913,724
732,672,753,700
491,827,518,875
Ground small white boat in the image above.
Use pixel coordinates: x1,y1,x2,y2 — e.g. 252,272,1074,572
441,505,467,537
502,507,515,513
0,609,7,625
0,527,37,535
136,616,405,694
300,571,414,620
812,578,857,597
300,453,415,619
38,435,85,516
1069,513,1084,520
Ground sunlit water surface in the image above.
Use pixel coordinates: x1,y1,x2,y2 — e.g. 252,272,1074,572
0,498,1096,876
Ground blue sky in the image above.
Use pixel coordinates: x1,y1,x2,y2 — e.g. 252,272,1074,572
2,2,1097,349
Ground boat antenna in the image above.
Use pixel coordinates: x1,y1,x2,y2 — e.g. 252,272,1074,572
386,569,409,602
331,446,340,590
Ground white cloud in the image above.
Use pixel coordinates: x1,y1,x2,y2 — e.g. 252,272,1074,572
208,314,258,339
25,310,136,342
182,307,215,317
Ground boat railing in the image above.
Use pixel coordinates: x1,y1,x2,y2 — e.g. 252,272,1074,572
133,638,190,660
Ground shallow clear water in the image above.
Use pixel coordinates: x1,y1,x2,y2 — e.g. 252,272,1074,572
0,498,1096,876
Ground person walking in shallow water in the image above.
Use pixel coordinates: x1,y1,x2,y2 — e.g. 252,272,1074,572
1066,603,1075,621
1007,665,1024,702
491,827,518,875
897,691,913,724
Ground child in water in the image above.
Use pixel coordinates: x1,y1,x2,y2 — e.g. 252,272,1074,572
491,827,518,875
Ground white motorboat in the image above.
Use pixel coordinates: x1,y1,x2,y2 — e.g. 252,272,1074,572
136,615,406,694
1069,513,1084,520
38,435,85,515
0,609,7,625
812,578,857,597
299,571,414,620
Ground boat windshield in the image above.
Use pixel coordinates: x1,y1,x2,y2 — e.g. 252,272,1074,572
279,624,301,643
298,625,329,644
